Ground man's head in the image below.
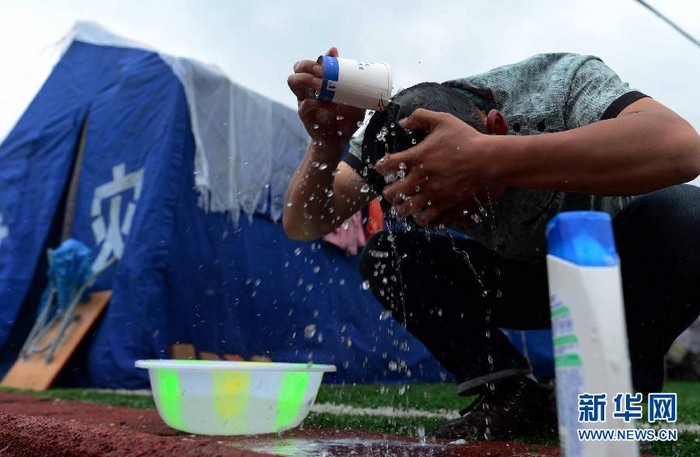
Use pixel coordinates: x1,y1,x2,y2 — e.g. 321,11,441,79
361,82,505,195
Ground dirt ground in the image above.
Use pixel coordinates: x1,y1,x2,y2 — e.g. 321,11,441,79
0,392,565,456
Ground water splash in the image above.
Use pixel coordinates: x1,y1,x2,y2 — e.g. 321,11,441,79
417,425,426,445
304,324,317,339
379,310,392,321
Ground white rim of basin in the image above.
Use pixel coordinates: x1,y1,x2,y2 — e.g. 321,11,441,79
135,359,337,372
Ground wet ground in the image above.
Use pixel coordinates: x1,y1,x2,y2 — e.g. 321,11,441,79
0,392,563,456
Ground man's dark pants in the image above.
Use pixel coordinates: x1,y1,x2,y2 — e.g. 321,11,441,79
358,184,700,395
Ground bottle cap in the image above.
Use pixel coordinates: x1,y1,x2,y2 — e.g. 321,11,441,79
546,211,619,266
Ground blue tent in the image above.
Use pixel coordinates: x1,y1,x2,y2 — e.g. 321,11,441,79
0,24,449,388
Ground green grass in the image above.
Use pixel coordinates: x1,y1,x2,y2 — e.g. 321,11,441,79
2,380,699,456
0,386,155,409
315,382,466,412
668,381,700,424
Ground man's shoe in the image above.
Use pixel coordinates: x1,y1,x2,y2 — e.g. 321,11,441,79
433,375,558,441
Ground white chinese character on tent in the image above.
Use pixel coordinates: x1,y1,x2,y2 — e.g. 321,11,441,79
91,163,144,270
0,213,8,247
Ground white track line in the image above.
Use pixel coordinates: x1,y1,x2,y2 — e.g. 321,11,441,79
310,403,461,420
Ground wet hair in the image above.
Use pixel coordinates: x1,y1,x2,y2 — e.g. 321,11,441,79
361,82,488,195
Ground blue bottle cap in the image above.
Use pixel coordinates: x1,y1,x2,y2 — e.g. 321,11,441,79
546,211,619,266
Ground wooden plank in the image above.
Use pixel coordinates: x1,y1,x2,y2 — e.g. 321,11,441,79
1,290,112,391
223,354,244,361
250,355,272,363
197,351,220,361
168,344,196,360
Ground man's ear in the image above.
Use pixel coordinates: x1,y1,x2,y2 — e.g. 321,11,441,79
486,109,508,135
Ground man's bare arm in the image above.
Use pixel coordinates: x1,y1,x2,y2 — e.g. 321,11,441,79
377,98,700,225
491,98,700,194
283,47,374,240
283,151,374,240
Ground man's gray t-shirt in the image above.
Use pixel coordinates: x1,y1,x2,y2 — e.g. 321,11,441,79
344,53,647,263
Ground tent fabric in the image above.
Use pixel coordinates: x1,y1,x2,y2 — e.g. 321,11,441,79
0,52,90,350
0,27,448,388
67,21,307,224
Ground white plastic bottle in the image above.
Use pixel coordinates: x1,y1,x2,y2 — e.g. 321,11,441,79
315,56,392,111
546,211,639,457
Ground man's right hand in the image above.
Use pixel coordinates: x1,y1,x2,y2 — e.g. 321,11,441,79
287,47,365,152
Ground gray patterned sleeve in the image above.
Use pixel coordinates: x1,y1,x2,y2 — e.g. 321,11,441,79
565,57,633,130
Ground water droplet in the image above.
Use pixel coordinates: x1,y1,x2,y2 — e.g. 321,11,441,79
417,425,426,445
384,172,397,184
361,280,370,290
304,324,317,338
336,114,344,121
379,310,392,320
313,266,321,274
337,131,343,136
294,248,302,256
360,184,371,193
414,185,420,192
319,163,328,170
388,360,398,371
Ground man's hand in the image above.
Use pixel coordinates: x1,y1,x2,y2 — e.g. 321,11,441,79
283,47,374,241
288,47,365,152
375,108,503,226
